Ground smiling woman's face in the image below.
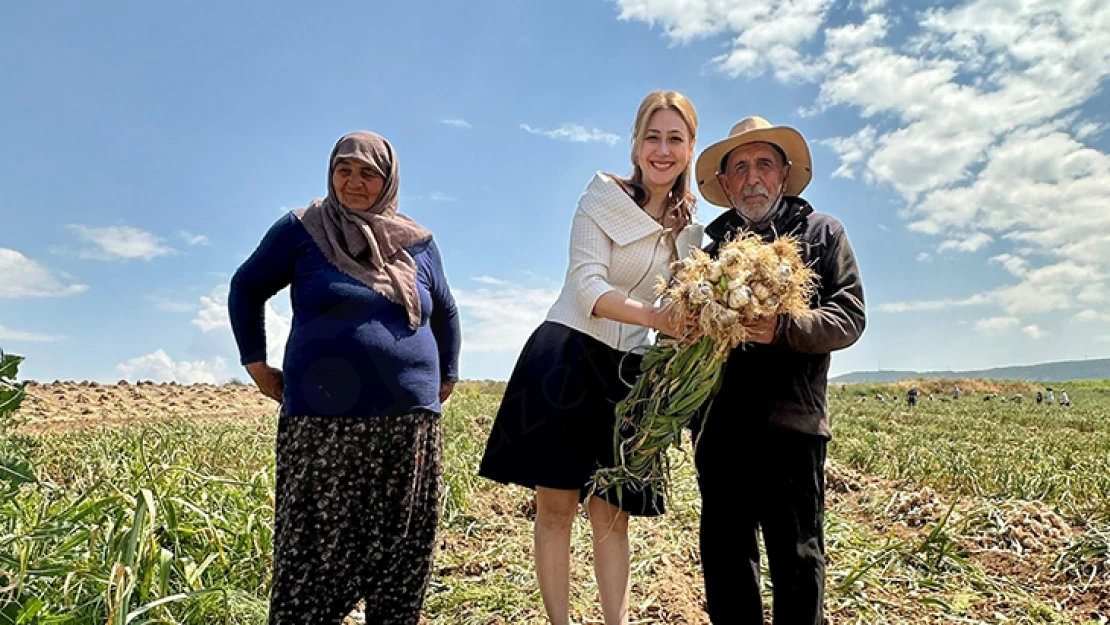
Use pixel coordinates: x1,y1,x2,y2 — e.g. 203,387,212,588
331,157,384,211
636,108,692,192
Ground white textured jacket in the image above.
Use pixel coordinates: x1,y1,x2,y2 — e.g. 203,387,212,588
546,172,705,352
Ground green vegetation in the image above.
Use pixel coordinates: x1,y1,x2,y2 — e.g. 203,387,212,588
0,350,27,434
831,380,1110,521
1,378,1107,623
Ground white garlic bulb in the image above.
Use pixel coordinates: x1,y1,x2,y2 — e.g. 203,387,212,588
728,285,752,309
689,282,714,305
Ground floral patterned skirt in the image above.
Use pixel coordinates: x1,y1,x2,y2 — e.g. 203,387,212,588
268,411,444,625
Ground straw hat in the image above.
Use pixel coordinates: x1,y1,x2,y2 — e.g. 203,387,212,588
695,116,812,207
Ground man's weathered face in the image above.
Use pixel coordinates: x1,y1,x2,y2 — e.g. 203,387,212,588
720,142,790,223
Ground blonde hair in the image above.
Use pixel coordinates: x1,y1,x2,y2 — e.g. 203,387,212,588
613,91,699,251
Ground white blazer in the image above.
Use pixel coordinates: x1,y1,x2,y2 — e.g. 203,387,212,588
546,172,705,352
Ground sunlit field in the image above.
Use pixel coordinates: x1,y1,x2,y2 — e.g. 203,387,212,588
2,376,1107,624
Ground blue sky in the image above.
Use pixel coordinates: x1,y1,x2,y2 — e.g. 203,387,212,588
2,0,1109,384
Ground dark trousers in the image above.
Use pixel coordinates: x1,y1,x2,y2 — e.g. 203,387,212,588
695,427,827,625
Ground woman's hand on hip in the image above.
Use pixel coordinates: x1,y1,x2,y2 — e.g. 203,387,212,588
440,380,456,403
245,361,284,403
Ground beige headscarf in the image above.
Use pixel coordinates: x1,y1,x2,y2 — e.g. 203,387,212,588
295,131,432,329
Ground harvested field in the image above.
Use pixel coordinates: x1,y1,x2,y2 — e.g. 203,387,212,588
2,379,1108,623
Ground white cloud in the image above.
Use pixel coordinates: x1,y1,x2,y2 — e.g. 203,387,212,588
989,253,1029,277
148,295,198,313
878,293,990,313
472,276,510,285
916,252,932,263
0,248,88,298
440,118,473,129
520,123,620,146
611,0,732,42
1022,324,1044,339
68,225,176,261
178,230,211,246
454,279,559,353
822,3,1110,317
911,127,1110,254
1074,309,1110,323
937,232,992,253
116,349,230,385
710,0,835,82
884,261,1104,315
619,0,1110,202
1075,121,1104,140
975,316,1020,334
817,1,1110,204
822,13,888,67
617,0,1110,321
612,0,835,81
191,285,291,364
120,282,293,384
193,290,230,333
405,191,459,202
1078,282,1110,304
992,261,1105,315
820,125,877,179
0,324,66,342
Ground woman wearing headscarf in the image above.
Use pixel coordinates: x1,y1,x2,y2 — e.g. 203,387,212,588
228,131,461,625
477,91,703,625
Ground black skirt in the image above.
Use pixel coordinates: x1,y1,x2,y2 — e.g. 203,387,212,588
269,412,443,624
478,320,665,516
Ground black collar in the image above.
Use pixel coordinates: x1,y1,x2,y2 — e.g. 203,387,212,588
705,196,814,243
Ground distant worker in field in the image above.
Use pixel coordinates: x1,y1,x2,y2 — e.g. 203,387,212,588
1060,390,1070,407
1036,391,1044,404
907,387,918,407
689,115,866,625
1046,387,1055,404
953,385,960,400
229,131,462,625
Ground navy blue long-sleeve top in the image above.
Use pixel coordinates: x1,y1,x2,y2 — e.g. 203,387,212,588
228,212,461,417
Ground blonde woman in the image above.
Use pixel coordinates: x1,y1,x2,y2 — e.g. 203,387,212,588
478,91,702,625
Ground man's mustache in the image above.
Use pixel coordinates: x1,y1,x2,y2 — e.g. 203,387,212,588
741,183,770,199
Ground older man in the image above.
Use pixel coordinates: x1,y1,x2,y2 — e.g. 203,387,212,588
691,117,866,624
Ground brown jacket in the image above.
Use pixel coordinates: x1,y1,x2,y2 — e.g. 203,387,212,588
701,197,866,438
